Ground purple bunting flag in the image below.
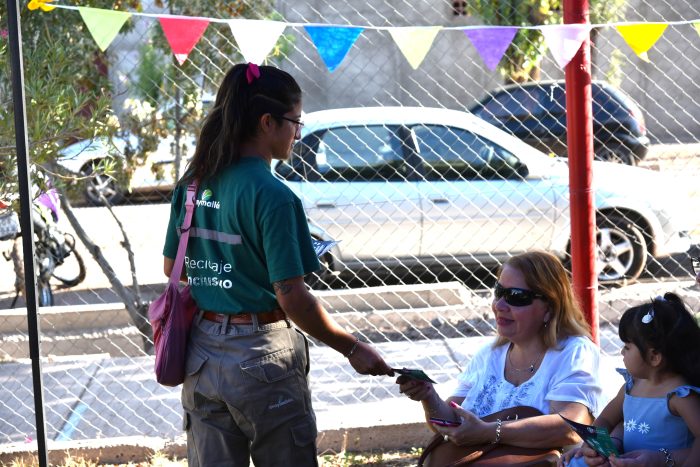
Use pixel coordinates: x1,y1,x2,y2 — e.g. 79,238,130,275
464,27,518,71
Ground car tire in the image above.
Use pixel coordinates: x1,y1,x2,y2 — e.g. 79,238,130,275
81,160,124,206
594,146,636,166
595,213,647,284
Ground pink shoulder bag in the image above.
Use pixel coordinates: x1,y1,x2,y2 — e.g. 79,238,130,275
148,182,200,387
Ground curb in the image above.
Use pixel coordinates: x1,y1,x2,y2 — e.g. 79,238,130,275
0,424,433,465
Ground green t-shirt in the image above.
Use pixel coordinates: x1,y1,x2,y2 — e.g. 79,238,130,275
163,157,320,313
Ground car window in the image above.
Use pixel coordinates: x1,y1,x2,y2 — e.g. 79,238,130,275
412,125,522,181
277,125,407,182
480,87,546,119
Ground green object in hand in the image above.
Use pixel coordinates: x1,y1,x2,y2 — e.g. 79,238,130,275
393,368,437,384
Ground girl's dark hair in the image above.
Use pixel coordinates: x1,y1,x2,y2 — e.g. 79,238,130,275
619,292,700,386
182,63,301,183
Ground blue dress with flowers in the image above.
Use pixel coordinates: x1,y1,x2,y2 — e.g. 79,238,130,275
617,368,698,451
568,369,697,466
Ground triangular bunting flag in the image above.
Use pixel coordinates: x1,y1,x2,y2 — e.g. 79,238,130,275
694,22,700,37
540,24,591,69
463,27,517,71
303,26,364,72
158,16,209,65
228,19,287,65
388,27,442,70
77,7,131,52
616,23,667,62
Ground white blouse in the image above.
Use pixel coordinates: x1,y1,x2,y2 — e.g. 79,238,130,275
451,335,602,417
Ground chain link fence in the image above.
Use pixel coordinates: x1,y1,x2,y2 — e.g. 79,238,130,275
1,0,699,451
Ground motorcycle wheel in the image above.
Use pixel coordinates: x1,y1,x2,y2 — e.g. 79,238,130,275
37,281,54,307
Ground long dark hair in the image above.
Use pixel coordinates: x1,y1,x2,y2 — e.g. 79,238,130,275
619,293,700,386
182,63,301,184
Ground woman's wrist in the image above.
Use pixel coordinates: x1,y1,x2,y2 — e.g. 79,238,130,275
343,337,360,358
423,390,443,414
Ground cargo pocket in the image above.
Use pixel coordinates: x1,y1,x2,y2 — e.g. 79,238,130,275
240,348,295,383
291,417,317,447
182,345,208,410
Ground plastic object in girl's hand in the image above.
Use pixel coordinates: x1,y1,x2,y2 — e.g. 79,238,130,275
393,367,437,384
312,238,338,258
559,414,619,459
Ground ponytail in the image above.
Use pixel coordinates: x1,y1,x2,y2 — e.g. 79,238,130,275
182,63,301,184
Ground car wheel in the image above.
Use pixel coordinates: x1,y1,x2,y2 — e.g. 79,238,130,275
81,160,124,206
594,146,636,166
596,213,647,284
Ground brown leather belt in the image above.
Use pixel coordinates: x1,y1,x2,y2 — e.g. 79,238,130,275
201,308,286,325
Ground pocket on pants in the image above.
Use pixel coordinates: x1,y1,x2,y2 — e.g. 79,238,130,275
240,348,296,383
291,417,317,447
182,344,208,410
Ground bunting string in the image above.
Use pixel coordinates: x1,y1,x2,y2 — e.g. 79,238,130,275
26,0,700,72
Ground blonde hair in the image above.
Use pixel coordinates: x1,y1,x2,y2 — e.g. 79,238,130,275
494,250,592,349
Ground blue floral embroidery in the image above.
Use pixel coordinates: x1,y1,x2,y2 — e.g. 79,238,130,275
472,375,500,416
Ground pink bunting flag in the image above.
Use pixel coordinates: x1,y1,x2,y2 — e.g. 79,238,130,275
158,16,210,65
463,27,518,71
540,24,591,69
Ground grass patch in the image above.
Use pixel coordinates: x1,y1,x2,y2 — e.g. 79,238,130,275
4,448,422,466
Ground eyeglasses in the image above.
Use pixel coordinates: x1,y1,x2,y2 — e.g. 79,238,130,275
692,256,700,276
493,283,545,307
276,115,304,136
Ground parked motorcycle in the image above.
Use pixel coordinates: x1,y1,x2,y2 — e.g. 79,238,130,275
0,189,86,307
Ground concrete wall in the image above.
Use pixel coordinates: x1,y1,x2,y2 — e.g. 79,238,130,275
276,0,700,143
109,1,700,143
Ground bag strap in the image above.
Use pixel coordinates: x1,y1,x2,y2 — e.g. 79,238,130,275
169,182,198,286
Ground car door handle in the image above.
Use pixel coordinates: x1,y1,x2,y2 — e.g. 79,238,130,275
429,198,449,204
315,202,336,209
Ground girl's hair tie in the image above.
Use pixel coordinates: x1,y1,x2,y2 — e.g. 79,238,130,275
246,62,261,84
642,296,665,324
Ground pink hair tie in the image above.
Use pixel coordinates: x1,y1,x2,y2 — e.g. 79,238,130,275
246,62,261,84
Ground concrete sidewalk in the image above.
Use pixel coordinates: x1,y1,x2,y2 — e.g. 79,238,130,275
0,335,624,464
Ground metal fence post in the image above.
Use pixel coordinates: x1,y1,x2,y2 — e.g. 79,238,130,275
564,0,599,343
5,0,49,463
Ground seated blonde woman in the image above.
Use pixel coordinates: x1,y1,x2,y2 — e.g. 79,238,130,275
397,251,602,454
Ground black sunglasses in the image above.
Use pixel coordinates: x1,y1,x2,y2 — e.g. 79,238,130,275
692,256,700,276
494,283,545,307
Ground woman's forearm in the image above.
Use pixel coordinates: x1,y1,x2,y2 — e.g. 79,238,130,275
420,391,459,430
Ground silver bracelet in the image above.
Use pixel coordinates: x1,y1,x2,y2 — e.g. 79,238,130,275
492,418,502,444
344,337,360,358
658,448,675,467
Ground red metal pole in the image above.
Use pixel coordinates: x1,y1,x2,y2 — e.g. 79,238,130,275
563,0,599,343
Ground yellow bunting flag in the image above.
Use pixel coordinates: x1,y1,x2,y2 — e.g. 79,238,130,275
615,23,668,62
388,26,441,70
694,22,700,37
27,0,56,12
77,7,131,52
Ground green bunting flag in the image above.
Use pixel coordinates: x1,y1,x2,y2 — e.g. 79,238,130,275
77,7,131,52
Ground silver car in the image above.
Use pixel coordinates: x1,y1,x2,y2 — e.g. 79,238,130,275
274,107,693,285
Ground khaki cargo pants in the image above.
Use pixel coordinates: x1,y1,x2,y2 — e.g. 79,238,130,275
182,312,318,467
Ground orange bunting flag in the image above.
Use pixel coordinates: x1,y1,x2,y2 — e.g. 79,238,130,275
27,0,56,12
158,16,210,65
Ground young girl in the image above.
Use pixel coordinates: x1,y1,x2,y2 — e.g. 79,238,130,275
561,293,700,467
162,63,392,466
